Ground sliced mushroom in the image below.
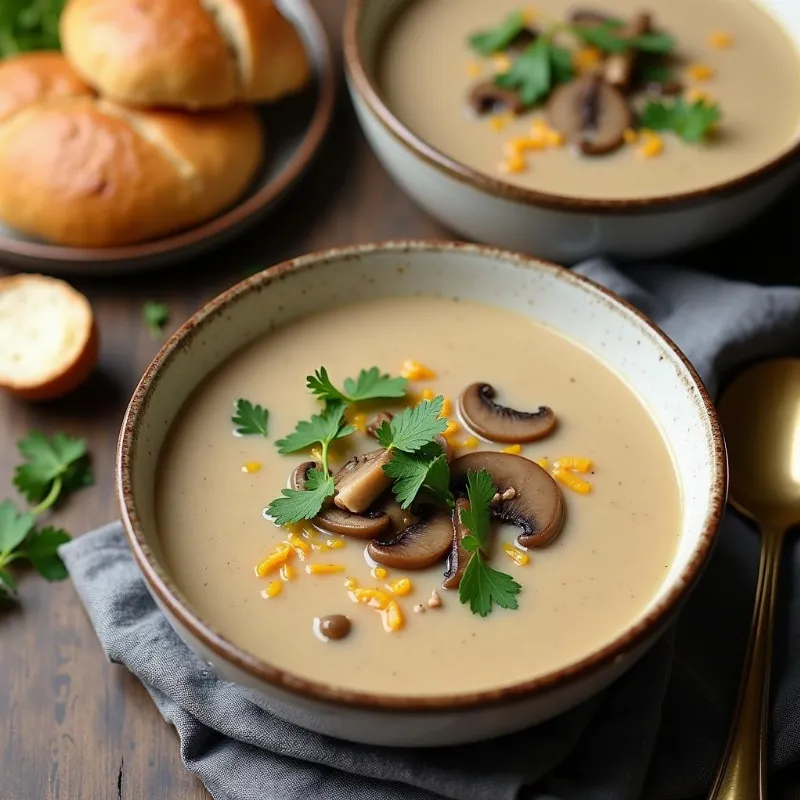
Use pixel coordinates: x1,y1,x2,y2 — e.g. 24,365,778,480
374,493,420,534
506,26,539,55
333,449,393,514
435,434,453,463
442,497,472,590
367,511,453,570
289,462,391,539
569,8,617,26
468,81,525,116
644,78,683,96
460,383,556,443
603,12,651,91
450,452,565,549
366,411,393,439
548,74,631,156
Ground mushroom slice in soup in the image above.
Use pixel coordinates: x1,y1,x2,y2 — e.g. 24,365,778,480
450,452,565,549
334,449,393,513
459,382,556,443
367,510,453,570
468,81,525,115
442,496,472,590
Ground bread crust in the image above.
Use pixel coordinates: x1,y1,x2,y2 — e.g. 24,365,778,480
0,274,99,401
61,0,310,109
0,54,265,248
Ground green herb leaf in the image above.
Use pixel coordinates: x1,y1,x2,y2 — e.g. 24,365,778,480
266,467,334,526
25,527,71,581
458,552,522,617
571,22,674,55
307,367,408,405
460,469,495,550
0,0,66,57
641,97,721,142
13,432,93,509
495,38,574,107
383,444,454,509
629,32,675,53
0,568,17,595
639,60,675,83
275,402,354,456
0,499,35,555
468,10,525,55
375,397,447,453
143,301,170,341
232,399,269,437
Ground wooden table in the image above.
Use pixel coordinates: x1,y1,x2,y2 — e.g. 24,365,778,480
2,3,800,797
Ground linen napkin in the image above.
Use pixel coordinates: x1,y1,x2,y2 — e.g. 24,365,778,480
61,260,800,800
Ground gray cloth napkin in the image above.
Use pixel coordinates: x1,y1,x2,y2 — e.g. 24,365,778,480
61,260,800,800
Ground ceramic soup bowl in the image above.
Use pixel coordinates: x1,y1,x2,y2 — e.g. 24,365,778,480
343,0,800,263
117,241,726,747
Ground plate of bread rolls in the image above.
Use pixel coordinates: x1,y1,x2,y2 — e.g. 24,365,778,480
0,0,334,274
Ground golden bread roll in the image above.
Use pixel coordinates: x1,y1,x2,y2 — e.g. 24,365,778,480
0,53,265,248
0,274,99,401
60,0,311,109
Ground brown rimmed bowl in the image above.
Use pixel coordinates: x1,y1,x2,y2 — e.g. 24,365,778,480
0,0,335,277
117,240,726,746
343,0,800,263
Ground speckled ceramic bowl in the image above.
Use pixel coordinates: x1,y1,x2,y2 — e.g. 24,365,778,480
344,0,800,262
117,241,726,747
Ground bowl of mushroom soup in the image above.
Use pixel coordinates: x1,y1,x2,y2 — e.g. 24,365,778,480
118,241,726,746
344,0,800,261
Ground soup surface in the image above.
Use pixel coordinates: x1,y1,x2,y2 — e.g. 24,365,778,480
379,0,800,199
156,296,682,697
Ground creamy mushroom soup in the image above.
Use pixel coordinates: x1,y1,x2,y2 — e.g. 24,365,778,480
378,0,800,200
156,296,682,697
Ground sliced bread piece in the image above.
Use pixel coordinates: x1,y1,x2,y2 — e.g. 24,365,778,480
0,275,98,401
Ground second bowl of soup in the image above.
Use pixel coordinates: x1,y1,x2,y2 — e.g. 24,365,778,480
118,241,726,746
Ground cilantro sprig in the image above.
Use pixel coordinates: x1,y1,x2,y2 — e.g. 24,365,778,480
641,97,721,142
143,301,170,341
375,397,448,453
570,20,674,54
495,35,574,106
458,469,521,617
232,399,269,437
266,468,335,527
383,443,454,510
468,10,526,55
307,367,408,405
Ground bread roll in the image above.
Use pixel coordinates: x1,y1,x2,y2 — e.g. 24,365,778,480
0,53,264,248
0,274,99,401
60,0,311,109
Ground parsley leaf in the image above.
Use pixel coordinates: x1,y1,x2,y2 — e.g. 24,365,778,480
641,97,721,142
376,397,448,453
571,22,674,54
143,301,170,341
457,468,522,616
0,0,66,57
25,527,71,581
0,500,35,555
13,432,93,512
468,10,525,55
266,467,334,526
629,32,676,53
232,399,269,437
639,60,675,83
384,443,454,509
307,366,408,405
459,553,522,617
276,403,354,458
496,38,574,107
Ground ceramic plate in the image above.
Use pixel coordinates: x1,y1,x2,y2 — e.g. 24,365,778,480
0,0,335,276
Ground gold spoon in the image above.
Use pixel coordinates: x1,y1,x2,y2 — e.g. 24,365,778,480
710,358,800,800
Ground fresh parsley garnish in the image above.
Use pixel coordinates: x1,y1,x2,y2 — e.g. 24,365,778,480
641,97,721,142
265,467,335,527
468,10,526,55
375,397,448,454
639,60,675,84
232,399,269,437
383,443,454,510
143,301,170,341
275,402,354,465
0,0,65,57
307,366,408,405
571,21,674,54
13,432,93,514
495,37,574,106
458,469,521,617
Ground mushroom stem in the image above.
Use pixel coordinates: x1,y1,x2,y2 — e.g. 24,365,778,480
468,81,525,116
604,12,652,91
334,449,393,514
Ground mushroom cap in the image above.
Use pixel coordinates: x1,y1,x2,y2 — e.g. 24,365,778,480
450,452,565,548
547,75,631,156
468,81,525,115
442,496,472,590
367,510,453,570
460,383,557,443
290,462,391,539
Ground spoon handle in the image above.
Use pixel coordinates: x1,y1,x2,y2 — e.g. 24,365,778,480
708,525,784,800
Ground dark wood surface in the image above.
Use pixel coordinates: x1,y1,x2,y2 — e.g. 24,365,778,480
1,2,800,797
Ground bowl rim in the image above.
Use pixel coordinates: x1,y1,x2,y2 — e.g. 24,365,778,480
342,0,800,215
0,0,336,266
117,239,727,713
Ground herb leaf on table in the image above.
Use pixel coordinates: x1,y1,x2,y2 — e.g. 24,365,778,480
143,301,170,341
